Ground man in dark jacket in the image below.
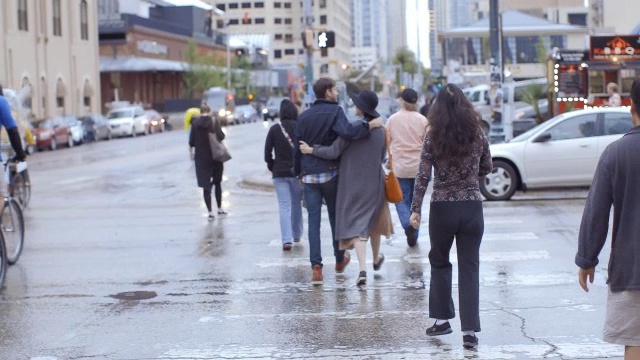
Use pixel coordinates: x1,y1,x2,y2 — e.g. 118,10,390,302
296,77,381,285
576,79,640,358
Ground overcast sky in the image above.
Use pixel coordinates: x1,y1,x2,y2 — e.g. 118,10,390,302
405,0,431,68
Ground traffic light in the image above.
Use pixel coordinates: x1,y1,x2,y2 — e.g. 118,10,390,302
317,31,335,48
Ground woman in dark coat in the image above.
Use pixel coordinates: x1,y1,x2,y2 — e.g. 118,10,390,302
189,103,227,220
264,99,303,251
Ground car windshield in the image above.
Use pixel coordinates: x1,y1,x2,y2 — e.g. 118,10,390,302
204,93,227,109
107,110,133,119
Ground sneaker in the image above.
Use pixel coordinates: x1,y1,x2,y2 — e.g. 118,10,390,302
373,253,385,271
311,265,323,285
425,321,453,336
217,209,227,215
463,334,478,349
356,271,366,285
207,214,215,221
335,251,351,273
283,243,292,251
405,226,418,247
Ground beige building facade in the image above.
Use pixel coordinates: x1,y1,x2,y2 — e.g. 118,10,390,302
0,0,101,119
589,0,640,35
206,0,351,81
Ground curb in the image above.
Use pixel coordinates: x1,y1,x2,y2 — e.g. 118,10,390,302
239,173,274,192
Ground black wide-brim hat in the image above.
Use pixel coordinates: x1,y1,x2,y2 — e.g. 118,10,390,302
349,90,380,118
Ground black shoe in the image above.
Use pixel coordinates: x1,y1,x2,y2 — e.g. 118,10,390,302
356,271,366,285
373,253,385,271
405,226,418,247
425,321,452,336
207,214,215,221
463,334,478,349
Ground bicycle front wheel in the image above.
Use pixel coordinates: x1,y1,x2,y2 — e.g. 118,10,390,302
1,198,24,265
0,232,7,289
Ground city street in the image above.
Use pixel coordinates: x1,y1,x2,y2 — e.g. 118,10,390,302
0,121,623,360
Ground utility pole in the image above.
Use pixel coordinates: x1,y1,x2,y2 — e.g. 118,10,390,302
302,0,315,108
488,0,504,143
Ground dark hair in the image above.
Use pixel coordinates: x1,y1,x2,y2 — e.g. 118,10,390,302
427,83,482,162
200,101,211,114
313,77,335,99
631,79,640,118
0,84,3,96
279,99,298,120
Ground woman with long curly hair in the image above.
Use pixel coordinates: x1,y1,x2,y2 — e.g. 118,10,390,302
409,83,492,349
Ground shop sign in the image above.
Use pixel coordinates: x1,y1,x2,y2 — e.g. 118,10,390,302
590,35,640,61
137,40,168,55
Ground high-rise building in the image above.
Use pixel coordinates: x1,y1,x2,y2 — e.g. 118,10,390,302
589,0,640,34
386,0,407,56
350,0,390,70
207,0,351,81
0,0,101,118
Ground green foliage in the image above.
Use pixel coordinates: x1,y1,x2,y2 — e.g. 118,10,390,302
535,37,548,65
520,83,546,124
393,47,419,75
183,40,227,99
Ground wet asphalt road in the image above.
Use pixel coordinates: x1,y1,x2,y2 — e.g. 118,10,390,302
0,121,623,359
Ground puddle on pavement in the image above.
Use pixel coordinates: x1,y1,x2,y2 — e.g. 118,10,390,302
109,290,157,301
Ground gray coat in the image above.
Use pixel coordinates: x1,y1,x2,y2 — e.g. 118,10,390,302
312,126,386,241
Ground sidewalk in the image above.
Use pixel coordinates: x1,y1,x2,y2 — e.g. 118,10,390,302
240,170,274,191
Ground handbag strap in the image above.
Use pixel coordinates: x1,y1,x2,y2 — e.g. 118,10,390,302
384,127,393,171
279,123,295,148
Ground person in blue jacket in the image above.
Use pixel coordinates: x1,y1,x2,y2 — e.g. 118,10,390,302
0,85,27,162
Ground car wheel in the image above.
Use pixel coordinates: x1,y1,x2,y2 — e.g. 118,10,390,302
68,135,74,148
480,160,518,201
50,138,57,151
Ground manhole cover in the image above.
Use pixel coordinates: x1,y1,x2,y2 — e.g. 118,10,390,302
109,291,157,301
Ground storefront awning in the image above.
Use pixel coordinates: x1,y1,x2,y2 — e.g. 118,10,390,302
100,56,188,73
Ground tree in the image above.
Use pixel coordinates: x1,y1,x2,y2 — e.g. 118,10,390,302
393,47,419,74
183,40,226,99
520,83,546,124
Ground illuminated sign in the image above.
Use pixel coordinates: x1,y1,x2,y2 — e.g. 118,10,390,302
590,35,640,61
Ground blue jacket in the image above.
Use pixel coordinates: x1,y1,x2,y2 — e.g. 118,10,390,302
295,99,369,176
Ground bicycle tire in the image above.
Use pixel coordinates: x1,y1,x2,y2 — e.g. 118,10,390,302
1,198,24,265
0,231,7,289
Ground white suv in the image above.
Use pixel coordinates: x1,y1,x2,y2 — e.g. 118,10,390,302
106,106,148,138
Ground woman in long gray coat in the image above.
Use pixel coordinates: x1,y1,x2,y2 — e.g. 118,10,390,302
300,90,393,285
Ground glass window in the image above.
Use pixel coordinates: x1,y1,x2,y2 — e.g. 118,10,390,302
17,0,28,31
274,34,282,40
284,18,292,25
275,2,281,8
320,15,327,24
80,1,89,40
255,18,265,24
274,50,282,59
216,4,226,11
229,3,239,9
275,18,282,24
285,49,295,55
319,0,327,8
242,2,251,8
254,2,264,8
53,0,62,36
621,69,636,93
228,19,239,25
545,114,598,141
321,48,328,57
284,2,291,8
589,70,605,94
515,36,538,64
285,34,293,43
603,112,633,135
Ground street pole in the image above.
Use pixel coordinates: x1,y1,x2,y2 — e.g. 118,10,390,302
226,30,231,90
303,0,314,108
488,0,504,143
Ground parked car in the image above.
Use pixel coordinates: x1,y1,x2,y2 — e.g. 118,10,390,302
32,118,73,151
144,109,166,134
232,104,260,124
263,96,289,121
62,115,84,145
480,107,634,201
106,106,148,137
79,114,111,141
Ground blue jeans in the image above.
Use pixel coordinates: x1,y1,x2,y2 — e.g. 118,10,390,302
396,178,420,237
273,177,304,245
303,176,344,268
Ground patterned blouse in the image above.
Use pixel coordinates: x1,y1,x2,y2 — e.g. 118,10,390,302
410,131,493,213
